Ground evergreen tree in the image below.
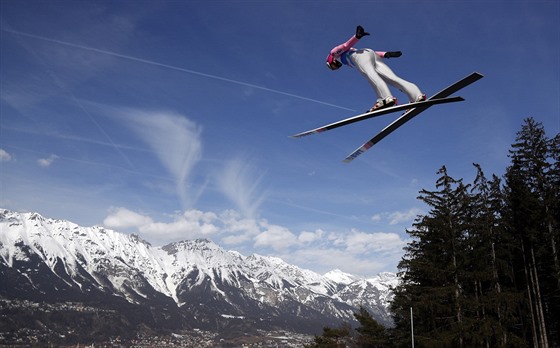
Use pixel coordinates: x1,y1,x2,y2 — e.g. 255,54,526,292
388,118,558,346
305,309,390,348
304,324,352,348
392,164,529,347
391,166,470,348
464,164,525,347
503,118,559,347
353,307,389,347
546,133,560,339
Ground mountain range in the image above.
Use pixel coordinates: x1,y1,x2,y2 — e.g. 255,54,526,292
0,209,398,341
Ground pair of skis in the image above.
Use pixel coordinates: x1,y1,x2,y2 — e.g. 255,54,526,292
291,72,484,163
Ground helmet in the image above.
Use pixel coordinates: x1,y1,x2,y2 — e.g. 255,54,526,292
326,54,342,70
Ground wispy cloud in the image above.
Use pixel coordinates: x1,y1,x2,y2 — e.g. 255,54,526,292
0,149,12,162
371,207,424,226
344,230,406,254
387,208,424,225
115,108,202,208
37,154,58,168
3,25,137,171
217,158,267,218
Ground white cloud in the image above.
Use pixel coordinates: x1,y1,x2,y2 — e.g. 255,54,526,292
288,228,407,275
101,206,408,275
221,233,252,246
103,208,219,244
103,207,154,229
37,154,58,167
254,222,297,250
371,207,424,226
0,149,12,162
298,229,324,244
344,230,406,255
138,210,220,242
220,210,260,234
282,248,388,277
219,210,261,245
183,209,218,225
388,208,424,225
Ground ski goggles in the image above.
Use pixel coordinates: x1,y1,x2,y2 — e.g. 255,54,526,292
326,54,342,70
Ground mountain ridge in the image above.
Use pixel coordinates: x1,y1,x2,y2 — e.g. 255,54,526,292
0,209,398,339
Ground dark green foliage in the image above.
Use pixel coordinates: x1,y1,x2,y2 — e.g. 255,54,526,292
392,166,473,347
503,118,559,346
391,118,559,347
304,324,352,348
353,307,389,347
305,308,389,348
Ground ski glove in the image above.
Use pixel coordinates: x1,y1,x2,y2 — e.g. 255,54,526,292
355,25,370,39
384,51,402,58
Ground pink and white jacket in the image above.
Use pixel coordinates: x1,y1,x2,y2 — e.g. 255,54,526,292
326,35,385,67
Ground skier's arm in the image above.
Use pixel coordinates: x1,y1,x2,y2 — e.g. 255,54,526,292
330,35,360,58
329,25,370,58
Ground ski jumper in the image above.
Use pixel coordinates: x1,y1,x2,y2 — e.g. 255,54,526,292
328,35,423,103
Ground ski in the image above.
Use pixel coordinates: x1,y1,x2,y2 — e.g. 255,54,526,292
291,96,464,138
343,72,484,163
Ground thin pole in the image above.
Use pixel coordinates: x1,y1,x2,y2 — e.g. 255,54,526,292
411,307,415,348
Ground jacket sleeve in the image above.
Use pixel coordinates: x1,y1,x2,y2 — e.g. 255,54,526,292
330,35,360,58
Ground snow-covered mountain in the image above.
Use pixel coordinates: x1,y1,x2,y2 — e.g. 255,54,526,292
0,209,398,336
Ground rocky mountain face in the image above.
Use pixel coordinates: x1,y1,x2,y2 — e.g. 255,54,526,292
0,209,399,341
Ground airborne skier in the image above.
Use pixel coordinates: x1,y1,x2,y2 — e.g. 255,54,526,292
326,25,426,112
292,71,484,162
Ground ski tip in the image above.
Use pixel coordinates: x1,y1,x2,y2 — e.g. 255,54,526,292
290,132,310,138
291,129,324,138
290,133,309,138
471,71,485,79
342,150,363,163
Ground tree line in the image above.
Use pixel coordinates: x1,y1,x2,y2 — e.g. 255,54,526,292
307,118,559,347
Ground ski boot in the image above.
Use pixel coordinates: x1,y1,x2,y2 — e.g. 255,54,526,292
403,94,427,114
368,96,397,112
415,94,426,103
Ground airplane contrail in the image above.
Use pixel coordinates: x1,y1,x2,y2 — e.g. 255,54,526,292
3,28,356,112
3,27,138,170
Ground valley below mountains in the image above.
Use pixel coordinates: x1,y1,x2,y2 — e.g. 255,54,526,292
0,209,398,345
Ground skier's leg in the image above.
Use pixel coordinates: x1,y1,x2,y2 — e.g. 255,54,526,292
373,56,423,102
350,49,392,99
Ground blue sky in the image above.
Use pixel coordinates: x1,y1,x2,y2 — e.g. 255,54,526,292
1,0,559,277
